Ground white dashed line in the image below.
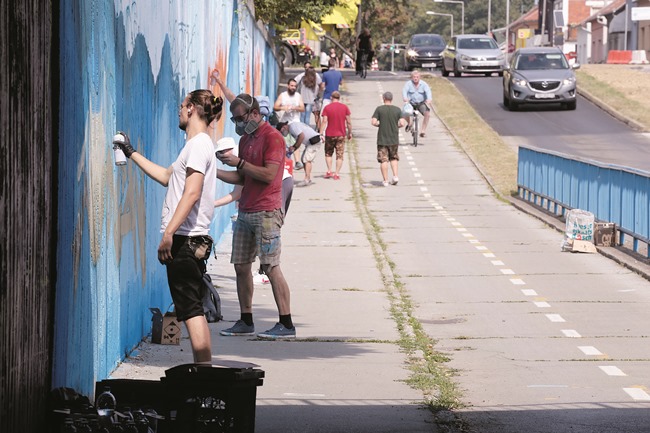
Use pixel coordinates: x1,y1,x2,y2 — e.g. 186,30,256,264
417,180,425,184
546,314,566,323
457,228,468,232
578,346,603,356
475,246,488,251
469,239,480,244
623,388,650,401
491,260,504,266
423,193,431,198
561,329,581,338
521,289,538,296
451,221,461,226
483,253,496,258
509,278,526,285
533,301,551,308
408,161,416,166
599,366,626,376
463,233,474,238
499,268,515,275
414,173,421,178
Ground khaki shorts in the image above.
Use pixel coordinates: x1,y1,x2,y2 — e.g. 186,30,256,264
302,142,322,163
377,145,399,163
324,136,345,159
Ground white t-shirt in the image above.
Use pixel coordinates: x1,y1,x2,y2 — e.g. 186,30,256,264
279,91,302,124
161,132,216,236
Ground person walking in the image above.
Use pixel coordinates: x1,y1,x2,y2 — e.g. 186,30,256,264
295,67,323,127
402,70,433,138
319,91,351,180
371,92,405,186
113,90,223,362
276,121,322,187
216,94,296,339
356,28,375,75
321,59,343,111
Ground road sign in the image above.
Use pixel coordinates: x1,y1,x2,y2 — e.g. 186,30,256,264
632,7,650,21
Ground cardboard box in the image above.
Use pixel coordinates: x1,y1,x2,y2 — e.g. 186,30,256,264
572,239,597,253
595,222,616,247
150,307,181,345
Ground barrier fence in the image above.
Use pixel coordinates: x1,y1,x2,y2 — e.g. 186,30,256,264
518,146,650,257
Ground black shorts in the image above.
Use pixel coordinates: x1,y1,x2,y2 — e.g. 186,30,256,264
166,235,206,322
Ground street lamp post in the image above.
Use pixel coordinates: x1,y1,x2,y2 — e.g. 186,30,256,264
433,0,464,35
426,11,454,38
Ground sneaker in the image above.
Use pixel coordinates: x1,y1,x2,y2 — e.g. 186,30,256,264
324,171,333,179
333,173,340,180
220,320,255,336
382,181,389,187
257,323,296,339
253,272,270,284
296,179,313,187
390,176,399,185
295,162,304,170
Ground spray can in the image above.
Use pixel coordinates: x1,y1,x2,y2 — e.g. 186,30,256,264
112,133,127,166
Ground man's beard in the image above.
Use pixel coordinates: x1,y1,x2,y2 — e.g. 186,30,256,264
179,119,187,131
287,89,296,96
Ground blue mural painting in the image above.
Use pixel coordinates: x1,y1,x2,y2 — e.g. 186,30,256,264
52,0,280,395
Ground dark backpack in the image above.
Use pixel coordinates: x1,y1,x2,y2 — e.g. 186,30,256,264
202,273,223,323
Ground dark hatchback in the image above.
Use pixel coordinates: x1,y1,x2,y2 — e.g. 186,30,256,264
404,34,446,70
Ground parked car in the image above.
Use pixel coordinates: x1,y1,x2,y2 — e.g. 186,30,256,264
441,34,506,77
404,34,446,70
502,47,579,111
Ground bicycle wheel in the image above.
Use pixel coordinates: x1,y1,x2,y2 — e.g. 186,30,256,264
412,114,418,147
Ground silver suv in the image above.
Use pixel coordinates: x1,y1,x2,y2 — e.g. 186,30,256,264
503,47,579,111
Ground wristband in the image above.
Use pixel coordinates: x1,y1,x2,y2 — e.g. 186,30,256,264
237,159,245,170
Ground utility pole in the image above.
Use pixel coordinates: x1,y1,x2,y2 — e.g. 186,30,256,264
487,0,492,33
391,36,395,72
541,0,547,45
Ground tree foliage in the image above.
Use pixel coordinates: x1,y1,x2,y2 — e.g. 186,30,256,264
254,0,341,29
361,0,537,46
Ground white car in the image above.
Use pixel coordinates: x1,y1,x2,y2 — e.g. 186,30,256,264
441,34,506,77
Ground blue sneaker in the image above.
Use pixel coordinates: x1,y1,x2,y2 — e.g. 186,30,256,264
220,320,255,336
257,323,296,340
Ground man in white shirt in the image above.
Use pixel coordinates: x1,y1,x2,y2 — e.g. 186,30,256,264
273,78,305,125
114,90,222,363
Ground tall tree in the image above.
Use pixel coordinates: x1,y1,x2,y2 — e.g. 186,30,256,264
254,0,341,29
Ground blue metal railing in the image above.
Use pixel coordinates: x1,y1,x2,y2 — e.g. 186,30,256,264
518,146,650,256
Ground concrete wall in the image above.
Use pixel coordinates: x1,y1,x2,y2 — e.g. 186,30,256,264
52,0,280,396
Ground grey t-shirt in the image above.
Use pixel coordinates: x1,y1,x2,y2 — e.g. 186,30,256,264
289,122,320,143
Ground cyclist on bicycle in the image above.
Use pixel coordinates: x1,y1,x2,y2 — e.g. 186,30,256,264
402,70,433,138
356,28,375,76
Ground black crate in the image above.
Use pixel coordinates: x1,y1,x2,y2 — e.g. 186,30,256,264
163,363,264,433
95,362,264,433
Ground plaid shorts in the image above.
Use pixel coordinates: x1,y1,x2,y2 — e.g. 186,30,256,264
324,136,345,159
231,209,284,267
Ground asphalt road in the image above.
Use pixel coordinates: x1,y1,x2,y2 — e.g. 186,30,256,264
449,74,650,172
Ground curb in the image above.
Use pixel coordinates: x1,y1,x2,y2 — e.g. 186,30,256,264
577,86,647,132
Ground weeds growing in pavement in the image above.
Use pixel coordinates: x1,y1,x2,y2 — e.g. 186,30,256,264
347,139,464,412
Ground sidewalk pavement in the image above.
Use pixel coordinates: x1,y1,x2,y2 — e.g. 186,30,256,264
109,68,650,433
110,73,437,432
